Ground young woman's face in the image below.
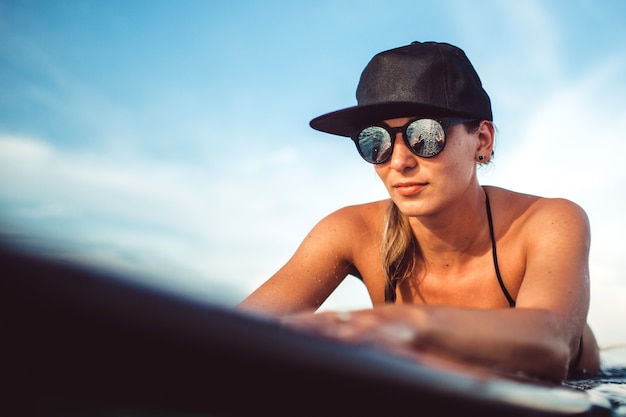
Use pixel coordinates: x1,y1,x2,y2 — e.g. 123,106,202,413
373,117,481,217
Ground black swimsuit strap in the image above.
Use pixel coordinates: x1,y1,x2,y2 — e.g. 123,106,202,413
484,189,516,307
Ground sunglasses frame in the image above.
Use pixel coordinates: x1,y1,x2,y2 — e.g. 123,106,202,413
351,117,478,164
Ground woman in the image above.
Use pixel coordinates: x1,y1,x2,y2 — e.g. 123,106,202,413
237,41,600,382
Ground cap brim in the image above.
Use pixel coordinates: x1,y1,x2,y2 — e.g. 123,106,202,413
309,102,471,137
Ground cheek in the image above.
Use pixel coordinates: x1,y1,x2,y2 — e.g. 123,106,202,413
437,143,476,183
445,135,476,167
374,165,389,184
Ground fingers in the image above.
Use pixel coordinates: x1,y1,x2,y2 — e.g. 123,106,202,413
370,322,417,345
282,309,418,351
333,310,352,324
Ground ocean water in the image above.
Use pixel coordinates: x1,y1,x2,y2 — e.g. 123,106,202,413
564,346,626,416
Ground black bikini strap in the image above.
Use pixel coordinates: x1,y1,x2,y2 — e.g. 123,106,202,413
485,189,516,308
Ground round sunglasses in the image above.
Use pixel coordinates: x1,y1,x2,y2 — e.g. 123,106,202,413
351,118,477,164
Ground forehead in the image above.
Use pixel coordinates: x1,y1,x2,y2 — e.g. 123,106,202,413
382,117,415,127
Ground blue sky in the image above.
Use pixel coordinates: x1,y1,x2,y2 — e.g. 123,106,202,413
1,0,625,346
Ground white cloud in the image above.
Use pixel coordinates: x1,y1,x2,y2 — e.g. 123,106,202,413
0,130,383,308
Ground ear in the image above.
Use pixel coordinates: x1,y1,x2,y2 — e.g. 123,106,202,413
476,120,495,162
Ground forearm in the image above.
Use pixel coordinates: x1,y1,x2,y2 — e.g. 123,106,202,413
283,305,577,381
411,306,573,381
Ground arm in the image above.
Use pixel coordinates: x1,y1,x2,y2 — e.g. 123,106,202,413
282,198,596,381
236,205,366,315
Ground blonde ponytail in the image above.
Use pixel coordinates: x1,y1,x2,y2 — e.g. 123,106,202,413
381,202,419,302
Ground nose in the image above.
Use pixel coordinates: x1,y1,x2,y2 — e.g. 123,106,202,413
389,133,418,171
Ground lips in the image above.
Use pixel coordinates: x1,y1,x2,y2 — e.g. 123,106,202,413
393,182,427,196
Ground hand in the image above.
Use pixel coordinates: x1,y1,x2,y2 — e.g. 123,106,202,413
280,306,421,358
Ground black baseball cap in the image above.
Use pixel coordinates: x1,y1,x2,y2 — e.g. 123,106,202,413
310,41,492,137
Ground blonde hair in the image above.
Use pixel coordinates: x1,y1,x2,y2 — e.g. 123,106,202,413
381,202,419,302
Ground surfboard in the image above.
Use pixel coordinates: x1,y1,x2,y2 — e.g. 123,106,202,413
1,242,615,416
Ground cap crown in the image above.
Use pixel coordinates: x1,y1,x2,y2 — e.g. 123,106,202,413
310,41,492,137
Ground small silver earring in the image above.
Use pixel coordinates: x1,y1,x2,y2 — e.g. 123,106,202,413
478,155,485,161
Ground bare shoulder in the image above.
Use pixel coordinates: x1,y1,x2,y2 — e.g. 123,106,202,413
320,199,390,230
303,199,390,255
485,186,590,239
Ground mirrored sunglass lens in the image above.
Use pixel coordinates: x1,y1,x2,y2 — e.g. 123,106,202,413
406,119,445,157
357,127,392,163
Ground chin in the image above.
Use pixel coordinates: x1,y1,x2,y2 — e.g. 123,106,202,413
393,199,430,217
